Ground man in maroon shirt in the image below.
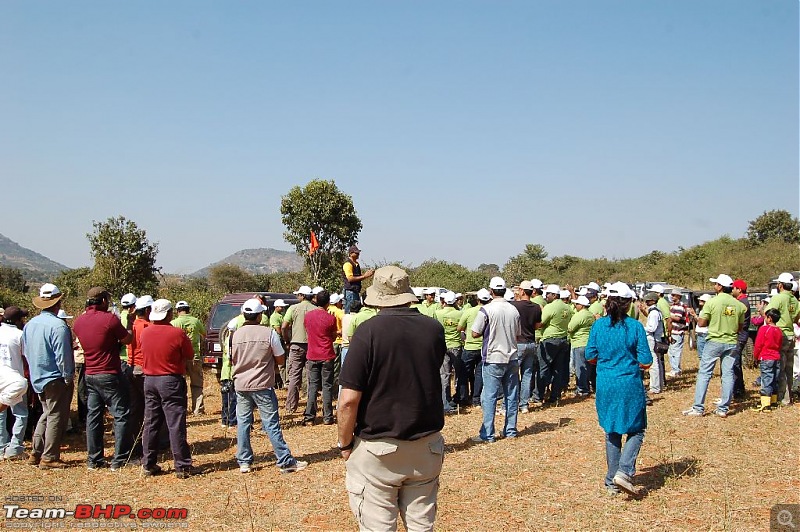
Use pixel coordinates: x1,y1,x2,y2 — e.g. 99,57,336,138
72,287,134,471
303,290,338,426
139,299,196,479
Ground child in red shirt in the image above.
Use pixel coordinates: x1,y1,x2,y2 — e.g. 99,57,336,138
753,309,783,411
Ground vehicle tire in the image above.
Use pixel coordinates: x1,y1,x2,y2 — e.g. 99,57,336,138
742,337,755,369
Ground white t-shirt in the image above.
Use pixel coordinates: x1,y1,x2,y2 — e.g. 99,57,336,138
0,323,25,376
471,298,521,364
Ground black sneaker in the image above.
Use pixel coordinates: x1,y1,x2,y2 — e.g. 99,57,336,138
87,461,107,471
141,464,163,477
175,465,200,479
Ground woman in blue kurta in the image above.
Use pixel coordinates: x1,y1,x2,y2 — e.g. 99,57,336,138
586,287,652,498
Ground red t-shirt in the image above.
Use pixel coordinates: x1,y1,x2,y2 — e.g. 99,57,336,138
754,324,783,361
129,318,151,368
304,308,337,361
73,307,129,375
140,323,194,376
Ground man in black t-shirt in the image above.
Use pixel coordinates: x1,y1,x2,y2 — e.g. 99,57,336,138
338,266,446,532
511,280,543,413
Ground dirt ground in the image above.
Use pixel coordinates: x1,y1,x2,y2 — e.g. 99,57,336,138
1,351,798,531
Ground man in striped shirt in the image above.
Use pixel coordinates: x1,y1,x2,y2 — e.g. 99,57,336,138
667,291,688,377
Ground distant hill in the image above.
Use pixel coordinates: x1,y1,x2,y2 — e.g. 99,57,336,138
0,233,69,281
192,248,304,277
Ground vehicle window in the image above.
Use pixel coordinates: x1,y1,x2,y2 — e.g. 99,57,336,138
210,303,242,330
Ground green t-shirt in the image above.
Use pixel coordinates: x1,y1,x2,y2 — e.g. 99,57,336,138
417,301,438,318
540,299,571,340
588,300,604,318
765,291,800,339
269,310,284,331
461,302,473,312
170,314,206,359
119,310,130,362
657,297,671,330
434,306,463,349
458,305,484,351
567,308,595,348
532,295,546,308
699,292,745,345
234,313,270,328
348,307,378,338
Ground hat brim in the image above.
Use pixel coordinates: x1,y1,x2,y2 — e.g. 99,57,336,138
149,310,169,321
32,294,63,310
364,286,418,308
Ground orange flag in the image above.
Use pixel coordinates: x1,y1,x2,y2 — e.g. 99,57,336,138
309,230,320,256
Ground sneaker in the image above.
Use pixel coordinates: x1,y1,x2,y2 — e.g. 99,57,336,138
110,464,124,472
39,459,68,470
239,464,251,474
323,419,335,426
713,409,728,418
27,453,41,466
519,406,529,414
141,464,163,477
279,460,308,473
612,473,644,499
4,452,28,461
175,465,200,479
470,435,492,444
573,392,590,399
606,485,621,497
682,408,704,417
87,461,107,471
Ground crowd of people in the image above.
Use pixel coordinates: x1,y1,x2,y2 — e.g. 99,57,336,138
0,253,798,529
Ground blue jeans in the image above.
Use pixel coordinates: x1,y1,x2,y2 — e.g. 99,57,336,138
517,342,536,406
344,290,359,314
236,388,296,468
604,431,645,488
86,373,133,467
571,346,590,395
696,333,708,358
479,360,520,441
668,333,684,373
0,400,28,458
759,360,779,396
692,341,736,414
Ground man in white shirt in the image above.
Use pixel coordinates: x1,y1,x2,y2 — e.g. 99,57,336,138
0,306,30,459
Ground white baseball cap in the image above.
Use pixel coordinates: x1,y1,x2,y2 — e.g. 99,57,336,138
605,282,634,298
294,285,313,296
698,293,713,302
586,282,601,291
273,299,286,307
504,289,515,301
559,290,571,299
227,318,239,331
443,291,457,305
650,284,665,294
135,295,155,310
149,299,172,321
422,287,437,295
489,277,506,290
175,300,190,310
241,298,266,314
778,272,796,283
120,293,137,307
312,286,324,295
476,288,492,302
329,293,342,305
543,284,560,295
709,274,733,288
56,309,73,319
530,279,544,289
571,295,590,307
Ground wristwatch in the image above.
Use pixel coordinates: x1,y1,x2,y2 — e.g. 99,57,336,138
337,440,354,452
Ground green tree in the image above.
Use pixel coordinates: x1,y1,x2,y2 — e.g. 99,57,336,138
502,243,551,284
87,216,159,297
280,179,363,287
208,264,259,293
746,209,800,245
0,266,28,293
409,260,489,294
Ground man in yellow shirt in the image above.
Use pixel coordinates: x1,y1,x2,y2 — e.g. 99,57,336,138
342,245,374,314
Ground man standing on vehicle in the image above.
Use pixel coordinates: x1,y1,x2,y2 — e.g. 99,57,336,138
171,301,207,415
281,286,317,414
765,273,800,405
338,265,445,530
22,283,74,469
72,287,134,470
342,245,374,314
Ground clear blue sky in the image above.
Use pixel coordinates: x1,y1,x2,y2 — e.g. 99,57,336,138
1,1,797,274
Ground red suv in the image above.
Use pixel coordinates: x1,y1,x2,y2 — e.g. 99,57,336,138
201,292,298,372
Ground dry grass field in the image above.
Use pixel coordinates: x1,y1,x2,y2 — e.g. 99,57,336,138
1,351,798,531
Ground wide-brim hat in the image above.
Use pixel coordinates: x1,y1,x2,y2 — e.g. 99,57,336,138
33,283,64,309
364,266,418,308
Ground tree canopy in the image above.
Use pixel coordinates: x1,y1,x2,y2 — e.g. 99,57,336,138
746,209,800,245
87,216,159,297
280,179,363,287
